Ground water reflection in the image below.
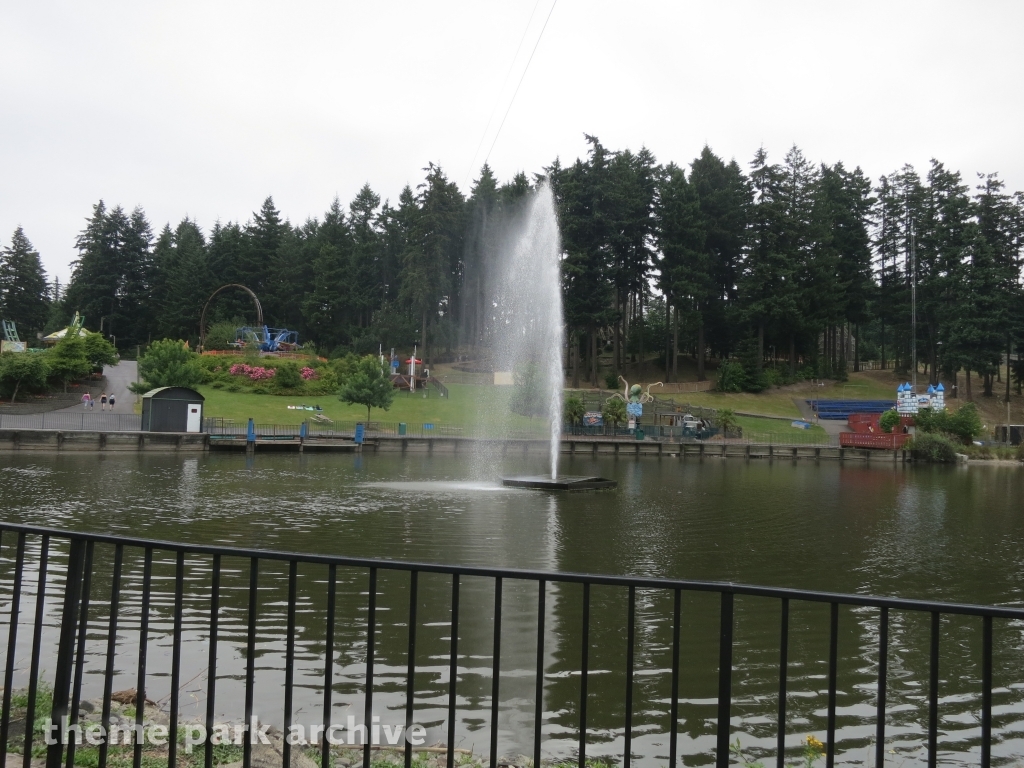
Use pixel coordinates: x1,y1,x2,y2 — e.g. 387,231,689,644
0,453,1022,766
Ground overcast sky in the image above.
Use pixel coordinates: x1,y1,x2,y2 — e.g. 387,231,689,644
2,1,1022,282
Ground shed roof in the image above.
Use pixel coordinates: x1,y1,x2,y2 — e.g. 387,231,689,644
141,386,205,401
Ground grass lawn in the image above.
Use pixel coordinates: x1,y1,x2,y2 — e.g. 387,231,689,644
196,365,908,443
199,382,544,430
734,414,830,444
660,372,899,418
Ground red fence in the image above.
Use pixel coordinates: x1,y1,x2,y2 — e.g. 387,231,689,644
840,432,911,449
847,413,915,434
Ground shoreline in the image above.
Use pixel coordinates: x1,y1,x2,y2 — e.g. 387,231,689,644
1,427,1018,466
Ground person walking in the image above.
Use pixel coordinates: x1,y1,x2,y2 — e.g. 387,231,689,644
81,393,91,409
99,392,108,411
108,394,115,411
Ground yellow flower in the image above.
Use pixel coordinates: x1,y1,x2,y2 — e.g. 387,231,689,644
805,735,825,753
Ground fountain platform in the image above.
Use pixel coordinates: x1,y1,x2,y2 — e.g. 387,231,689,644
501,475,618,491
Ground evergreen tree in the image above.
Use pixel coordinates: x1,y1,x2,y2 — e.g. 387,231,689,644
687,148,750,362
741,147,797,382
154,218,211,342
948,226,1005,399
462,164,500,348
0,227,49,338
242,197,291,323
206,221,249,321
349,185,386,329
399,164,464,363
655,163,707,380
550,141,615,387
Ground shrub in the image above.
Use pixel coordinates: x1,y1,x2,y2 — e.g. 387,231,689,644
331,353,363,383
564,396,585,426
132,339,204,393
211,381,224,389
229,363,275,381
716,362,746,393
604,371,620,390
274,362,303,389
908,433,959,464
203,320,244,351
716,408,740,436
601,397,627,428
82,332,118,371
915,403,982,444
879,409,901,433
305,368,338,395
300,366,319,380
0,352,50,402
510,363,546,417
46,335,92,392
227,384,241,393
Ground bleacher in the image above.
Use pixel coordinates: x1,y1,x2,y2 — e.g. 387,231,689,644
808,399,896,420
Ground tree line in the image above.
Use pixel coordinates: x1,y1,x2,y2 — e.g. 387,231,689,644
1,137,1021,400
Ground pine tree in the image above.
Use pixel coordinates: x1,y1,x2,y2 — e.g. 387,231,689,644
462,165,500,348
655,163,706,380
399,164,464,363
687,148,750,365
948,226,1005,400
0,227,49,338
242,197,291,323
550,143,615,387
741,147,798,382
155,218,211,341
349,185,385,329
119,206,155,346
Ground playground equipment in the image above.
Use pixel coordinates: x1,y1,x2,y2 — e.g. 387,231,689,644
607,376,663,431
1,320,26,353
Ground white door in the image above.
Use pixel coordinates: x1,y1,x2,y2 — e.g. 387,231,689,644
186,403,202,433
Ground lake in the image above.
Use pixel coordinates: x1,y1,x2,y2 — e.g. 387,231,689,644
0,451,1021,767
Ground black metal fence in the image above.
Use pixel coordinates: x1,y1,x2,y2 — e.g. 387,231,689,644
0,413,142,431
0,523,1019,768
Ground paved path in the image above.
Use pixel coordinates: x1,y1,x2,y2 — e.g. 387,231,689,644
100,360,138,412
58,361,138,413
793,396,850,436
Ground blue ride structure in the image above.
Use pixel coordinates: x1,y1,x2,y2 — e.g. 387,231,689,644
234,325,300,352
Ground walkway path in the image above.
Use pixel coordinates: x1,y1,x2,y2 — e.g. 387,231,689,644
793,396,850,436
58,361,138,413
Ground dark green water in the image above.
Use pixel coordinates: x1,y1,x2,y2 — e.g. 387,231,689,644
0,452,1022,767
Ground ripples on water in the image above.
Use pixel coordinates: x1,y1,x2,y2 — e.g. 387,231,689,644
0,454,1022,766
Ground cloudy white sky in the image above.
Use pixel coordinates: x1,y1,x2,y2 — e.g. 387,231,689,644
2,1,1022,282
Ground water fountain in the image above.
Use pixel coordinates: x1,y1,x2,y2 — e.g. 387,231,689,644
485,182,616,491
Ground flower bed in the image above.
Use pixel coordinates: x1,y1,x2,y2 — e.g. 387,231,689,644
230,363,276,381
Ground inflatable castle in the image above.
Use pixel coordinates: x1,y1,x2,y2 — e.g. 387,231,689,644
896,382,945,415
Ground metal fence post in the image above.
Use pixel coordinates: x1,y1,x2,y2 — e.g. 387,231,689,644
46,538,87,768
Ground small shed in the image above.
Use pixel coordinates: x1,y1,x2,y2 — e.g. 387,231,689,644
141,387,205,433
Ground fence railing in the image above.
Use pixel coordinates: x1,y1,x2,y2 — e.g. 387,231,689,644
199,418,842,446
0,523,1018,768
427,377,449,399
0,412,142,432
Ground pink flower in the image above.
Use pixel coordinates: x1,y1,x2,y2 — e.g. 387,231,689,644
301,367,319,380
248,366,275,380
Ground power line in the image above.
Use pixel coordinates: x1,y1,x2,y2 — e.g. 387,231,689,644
463,0,543,188
482,0,558,172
